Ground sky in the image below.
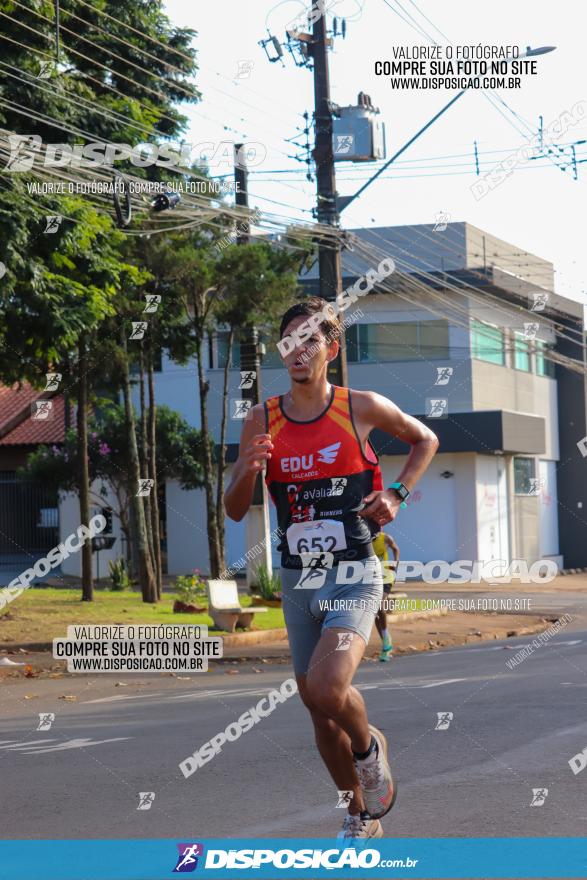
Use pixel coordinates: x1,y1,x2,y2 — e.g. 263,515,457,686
163,0,586,303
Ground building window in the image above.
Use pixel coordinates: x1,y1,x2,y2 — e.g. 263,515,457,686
129,346,163,374
259,329,285,369
216,331,231,368
346,320,449,363
513,332,531,372
152,347,163,372
513,456,536,494
471,320,505,365
535,340,556,378
214,331,241,369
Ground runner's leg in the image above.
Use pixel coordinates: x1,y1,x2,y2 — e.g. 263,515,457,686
305,627,372,753
375,607,387,640
297,675,365,814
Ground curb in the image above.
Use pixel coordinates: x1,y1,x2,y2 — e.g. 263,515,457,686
0,609,447,654
389,607,447,623
221,628,287,649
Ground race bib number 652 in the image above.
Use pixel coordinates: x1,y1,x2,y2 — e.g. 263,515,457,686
286,519,347,555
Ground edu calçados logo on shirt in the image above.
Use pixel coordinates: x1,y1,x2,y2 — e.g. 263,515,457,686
173,843,204,872
281,442,341,474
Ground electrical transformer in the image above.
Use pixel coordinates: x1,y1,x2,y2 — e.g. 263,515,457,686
332,92,386,162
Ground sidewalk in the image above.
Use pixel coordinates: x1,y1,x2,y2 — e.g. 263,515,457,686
0,606,562,679
218,608,559,663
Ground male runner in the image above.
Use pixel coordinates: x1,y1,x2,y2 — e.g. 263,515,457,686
224,297,438,838
373,530,400,662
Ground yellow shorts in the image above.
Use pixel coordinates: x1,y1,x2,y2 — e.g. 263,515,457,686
376,558,396,591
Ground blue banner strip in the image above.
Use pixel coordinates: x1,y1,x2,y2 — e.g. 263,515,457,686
0,838,586,879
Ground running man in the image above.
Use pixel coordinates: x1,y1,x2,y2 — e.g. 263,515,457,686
372,530,400,662
225,297,438,839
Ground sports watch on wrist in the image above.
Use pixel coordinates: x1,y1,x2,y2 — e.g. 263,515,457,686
388,481,409,509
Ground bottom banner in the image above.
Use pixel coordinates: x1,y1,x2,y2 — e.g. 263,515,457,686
0,838,585,879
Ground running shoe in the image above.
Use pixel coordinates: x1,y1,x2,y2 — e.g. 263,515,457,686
354,724,397,820
337,812,383,839
379,643,393,662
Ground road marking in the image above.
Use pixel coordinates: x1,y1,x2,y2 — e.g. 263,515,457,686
169,687,283,702
0,739,53,748
377,677,469,691
84,693,164,704
0,737,131,754
418,646,506,656
86,680,472,705
357,677,468,691
419,639,583,656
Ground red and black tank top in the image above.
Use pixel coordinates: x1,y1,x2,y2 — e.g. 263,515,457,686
264,385,382,569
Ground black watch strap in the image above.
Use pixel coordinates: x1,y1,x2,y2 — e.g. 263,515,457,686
388,481,410,504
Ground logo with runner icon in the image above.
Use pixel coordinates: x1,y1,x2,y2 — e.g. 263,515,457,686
173,843,204,873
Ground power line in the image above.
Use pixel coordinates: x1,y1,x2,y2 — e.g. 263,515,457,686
2,5,304,163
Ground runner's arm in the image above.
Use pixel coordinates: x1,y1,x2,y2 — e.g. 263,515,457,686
354,390,439,492
224,404,272,522
385,534,400,562
353,390,438,523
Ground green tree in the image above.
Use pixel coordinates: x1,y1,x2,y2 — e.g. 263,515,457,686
0,0,200,599
213,242,306,560
0,196,142,599
167,231,310,576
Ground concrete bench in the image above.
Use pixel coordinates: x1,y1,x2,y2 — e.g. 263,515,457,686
207,579,268,633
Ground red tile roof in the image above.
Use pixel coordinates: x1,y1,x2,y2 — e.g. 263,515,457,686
0,383,66,446
0,383,40,430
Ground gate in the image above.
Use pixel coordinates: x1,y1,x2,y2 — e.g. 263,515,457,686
0,473,59,569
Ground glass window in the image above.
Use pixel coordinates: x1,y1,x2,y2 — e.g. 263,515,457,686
129,346,163,374
535,340,556,378
363,322,418,362
259,329,284,369
152,347,163,372
471,320,505,365
346,323,359,363
215,331,241,369
514,332,530,372
513,456,536,494
420,321,450,358
345,321,449,362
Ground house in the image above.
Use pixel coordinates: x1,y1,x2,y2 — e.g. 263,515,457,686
0,384,120,583
0,384,65,573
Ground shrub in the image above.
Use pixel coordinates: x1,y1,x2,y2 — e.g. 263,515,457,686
175,570,207,606
254,564,281,600
108,558,130,591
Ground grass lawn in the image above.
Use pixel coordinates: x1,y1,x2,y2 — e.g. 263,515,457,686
0,587,285,644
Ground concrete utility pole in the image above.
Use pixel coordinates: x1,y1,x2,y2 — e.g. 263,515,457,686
310,7,348,387
233,145,273,586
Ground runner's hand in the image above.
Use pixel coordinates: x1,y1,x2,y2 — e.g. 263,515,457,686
242,433,273,475
358,489,402,526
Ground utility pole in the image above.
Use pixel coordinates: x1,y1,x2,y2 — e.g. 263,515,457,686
233,144,273,586
310,7,348,387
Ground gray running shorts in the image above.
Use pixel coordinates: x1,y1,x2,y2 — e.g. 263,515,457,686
280,555,384,676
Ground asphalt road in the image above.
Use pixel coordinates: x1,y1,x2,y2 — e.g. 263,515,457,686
1,627,586,841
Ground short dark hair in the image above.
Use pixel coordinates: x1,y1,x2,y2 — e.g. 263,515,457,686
279,297,341,342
